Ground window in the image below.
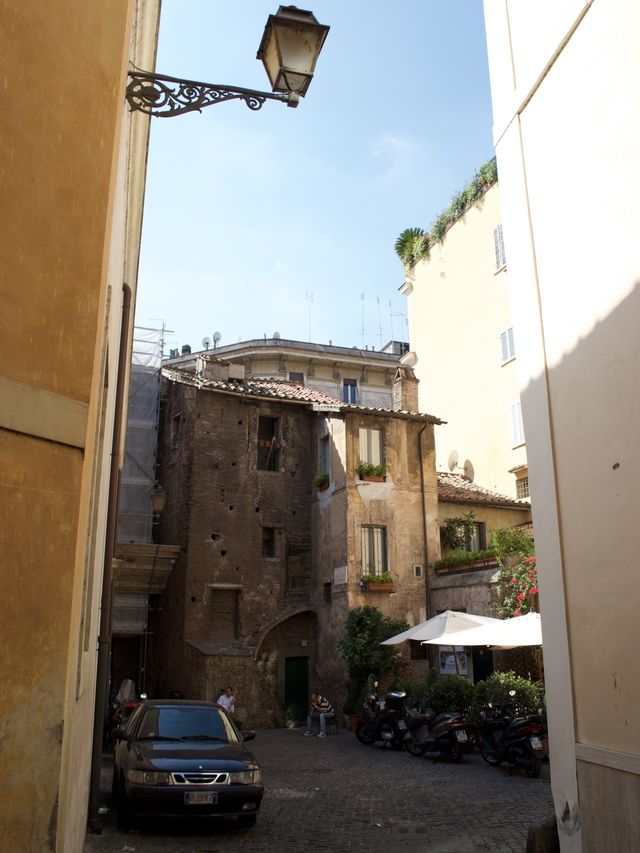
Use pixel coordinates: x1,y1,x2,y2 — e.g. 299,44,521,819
359,427,383,467
362,525,388,575
319,434,330,475
516,477,530,499
464,522,486,552
257,416,280,470
500,327,515,363
289,371,304,385
262,527,276,558
511,401,525,446
494,223,506,270
343,379,358,403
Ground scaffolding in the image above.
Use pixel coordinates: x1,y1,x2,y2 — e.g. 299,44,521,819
113,325,164,636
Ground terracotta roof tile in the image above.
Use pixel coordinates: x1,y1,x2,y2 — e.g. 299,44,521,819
162,369,441,422
437,472,530,509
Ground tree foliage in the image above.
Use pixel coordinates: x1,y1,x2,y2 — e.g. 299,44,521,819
337,606,409,712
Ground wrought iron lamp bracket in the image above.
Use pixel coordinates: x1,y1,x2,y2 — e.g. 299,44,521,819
126,71,296,117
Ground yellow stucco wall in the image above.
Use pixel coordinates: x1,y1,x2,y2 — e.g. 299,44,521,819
404,184,527,496
0,432,83,848
0,1,158,850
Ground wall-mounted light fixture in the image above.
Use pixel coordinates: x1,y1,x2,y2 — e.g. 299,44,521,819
126,5,329,118
150,481,167,516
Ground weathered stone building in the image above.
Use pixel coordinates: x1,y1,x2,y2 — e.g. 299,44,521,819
149,360,441,726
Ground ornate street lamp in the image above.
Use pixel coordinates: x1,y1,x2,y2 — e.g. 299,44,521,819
127,5,329,118
150,481,167,516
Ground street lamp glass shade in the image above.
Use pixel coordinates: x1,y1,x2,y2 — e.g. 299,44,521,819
257,5,329,97
151,483,166,516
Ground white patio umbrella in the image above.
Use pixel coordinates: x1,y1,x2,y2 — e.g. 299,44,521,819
380,610,502,646
438,611,542,649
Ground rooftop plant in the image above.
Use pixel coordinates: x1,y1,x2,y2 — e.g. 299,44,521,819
434,549,496,571
395,157,498,273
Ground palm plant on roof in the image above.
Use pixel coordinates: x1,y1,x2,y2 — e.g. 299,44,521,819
394,227,430,271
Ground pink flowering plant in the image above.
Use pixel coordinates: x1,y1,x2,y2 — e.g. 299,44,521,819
490,527,538,618
497,555,539,617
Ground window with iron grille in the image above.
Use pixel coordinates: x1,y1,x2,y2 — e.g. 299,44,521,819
516,477,530,499
289,371,304,385
361,525,388,575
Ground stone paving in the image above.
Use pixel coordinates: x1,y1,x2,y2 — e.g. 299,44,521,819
85,727,553,853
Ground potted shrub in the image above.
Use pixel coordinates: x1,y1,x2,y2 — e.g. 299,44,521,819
313,472,330,491
362,571,395,592
356,462,387,482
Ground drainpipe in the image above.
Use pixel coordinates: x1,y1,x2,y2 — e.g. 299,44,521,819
87,282,132,832
418,424,431,619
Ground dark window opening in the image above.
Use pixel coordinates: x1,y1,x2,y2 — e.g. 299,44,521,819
262,527,276,558
323,582,332,603
289,371,305,385
464,523,486,551
257,416,281,471
409,640,429,660
343,379,358,404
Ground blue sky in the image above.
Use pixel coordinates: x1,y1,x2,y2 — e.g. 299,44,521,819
135,0,494,354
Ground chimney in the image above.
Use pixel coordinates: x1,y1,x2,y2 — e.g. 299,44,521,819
392,365,419,412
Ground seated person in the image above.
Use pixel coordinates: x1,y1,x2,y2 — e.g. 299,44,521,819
304,692,334,737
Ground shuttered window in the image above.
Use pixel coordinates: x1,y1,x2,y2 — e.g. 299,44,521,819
494,224,506,270
362,526,388,575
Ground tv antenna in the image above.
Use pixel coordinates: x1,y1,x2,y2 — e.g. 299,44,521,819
447,450,475,482
305,292,313,342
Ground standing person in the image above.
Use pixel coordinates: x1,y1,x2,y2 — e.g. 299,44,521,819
304,692,334,737
217,686,236,715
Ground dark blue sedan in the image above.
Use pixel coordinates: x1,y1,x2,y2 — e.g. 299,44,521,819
112,700,263,828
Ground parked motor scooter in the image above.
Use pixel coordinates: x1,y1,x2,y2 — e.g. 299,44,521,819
355,684,409,750
476,690,545,778
405,702,474,762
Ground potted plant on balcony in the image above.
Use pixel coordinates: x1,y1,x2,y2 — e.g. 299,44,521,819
362,571,395,592
313,472,330,491
356,462,387,482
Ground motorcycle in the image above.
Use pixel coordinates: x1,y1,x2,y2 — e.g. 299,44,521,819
405,702,474,762
476,691,545,778
355,685,409,750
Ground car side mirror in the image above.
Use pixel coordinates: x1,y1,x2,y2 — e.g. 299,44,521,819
242,730,256,742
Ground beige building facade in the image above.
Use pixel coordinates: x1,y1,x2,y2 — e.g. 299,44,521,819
401,183,528,498
0,2,159,850
483,1,640,850
165,337,409,410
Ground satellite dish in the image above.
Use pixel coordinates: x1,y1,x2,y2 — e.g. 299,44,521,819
272,331,281,340
463,459,475,482
202,336,211,350
447,450,459,472
213,331,222,348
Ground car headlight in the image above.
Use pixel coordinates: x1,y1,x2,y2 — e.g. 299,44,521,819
128,769,172,785
228,768,261,785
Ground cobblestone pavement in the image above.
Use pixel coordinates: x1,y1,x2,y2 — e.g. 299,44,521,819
85,727,553,853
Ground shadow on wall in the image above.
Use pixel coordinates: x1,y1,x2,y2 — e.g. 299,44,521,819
519,280,640,848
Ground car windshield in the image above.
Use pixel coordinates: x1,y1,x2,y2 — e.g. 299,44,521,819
136,706,238,743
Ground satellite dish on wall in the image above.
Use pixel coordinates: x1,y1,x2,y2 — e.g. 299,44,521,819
463,459,475,482
272,331,281,340
213,331,222,348
202,336,211,350
447,450,459,472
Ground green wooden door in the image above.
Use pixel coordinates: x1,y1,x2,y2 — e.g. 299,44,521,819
284,656,309,722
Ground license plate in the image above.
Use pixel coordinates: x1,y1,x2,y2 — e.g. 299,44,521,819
455,730,468,743
184,791,217,805
530,736,542,750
